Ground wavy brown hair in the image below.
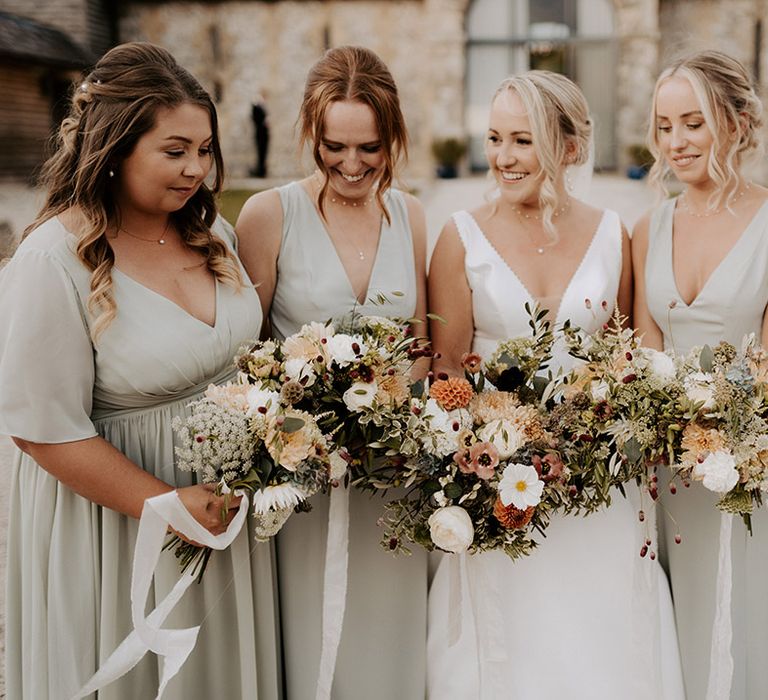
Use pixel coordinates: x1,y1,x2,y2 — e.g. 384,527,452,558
26,41,242,340
648,50,763,210
298,45,408,224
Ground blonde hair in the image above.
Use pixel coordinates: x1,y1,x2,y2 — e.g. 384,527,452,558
26,41,242,341
492,70,592,242
648,50,763,209
298,45,408,224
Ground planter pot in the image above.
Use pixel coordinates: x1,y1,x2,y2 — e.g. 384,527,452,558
626,164,649,180
436,164,458,179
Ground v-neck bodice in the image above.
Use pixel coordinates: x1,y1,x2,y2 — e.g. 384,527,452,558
1,215,263,425
270,180,417,340
646,197,768,355
453,208,622,371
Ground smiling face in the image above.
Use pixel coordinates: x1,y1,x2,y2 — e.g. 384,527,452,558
485,89,544,206
115,102,214,218
654,75,718,187
318,99,385,200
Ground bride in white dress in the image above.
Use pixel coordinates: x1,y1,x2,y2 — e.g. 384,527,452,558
427,70,686,699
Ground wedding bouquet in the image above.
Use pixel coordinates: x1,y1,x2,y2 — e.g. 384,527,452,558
560,313,684,496
170,378,332,578
236,313,431,486
563,316,768,532
379,305,634,560
673,338,768,528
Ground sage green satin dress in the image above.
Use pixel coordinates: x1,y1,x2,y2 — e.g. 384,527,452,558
0,217,281,699
270,181,428,700
645,197,768,700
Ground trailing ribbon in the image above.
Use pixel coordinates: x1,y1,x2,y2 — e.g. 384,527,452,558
446,553,508,699
315,485,351,700
705,512,734,700
71,490,249,700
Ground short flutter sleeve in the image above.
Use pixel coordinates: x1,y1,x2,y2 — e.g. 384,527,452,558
0,247,97,443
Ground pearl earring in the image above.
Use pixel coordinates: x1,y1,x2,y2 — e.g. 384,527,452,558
109,169,115,178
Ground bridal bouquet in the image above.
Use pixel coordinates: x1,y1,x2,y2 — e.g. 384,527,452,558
170,378,332,577
236,314,431,484
380,305,631,560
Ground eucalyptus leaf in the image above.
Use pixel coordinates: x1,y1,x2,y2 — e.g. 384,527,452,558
280,416,306,434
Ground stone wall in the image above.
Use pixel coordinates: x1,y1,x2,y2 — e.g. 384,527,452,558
2,0,112,53
119,0,469,182
657,0,768,181
613,0,660,172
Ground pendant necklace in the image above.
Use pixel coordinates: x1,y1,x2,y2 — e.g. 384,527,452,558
314,175,374,259
119,220,171,245
513,198,571,254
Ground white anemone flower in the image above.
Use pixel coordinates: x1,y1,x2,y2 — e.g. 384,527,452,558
498,463,544,509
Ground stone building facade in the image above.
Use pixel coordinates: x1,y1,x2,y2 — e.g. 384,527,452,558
3,0,768,184
116,0,768,182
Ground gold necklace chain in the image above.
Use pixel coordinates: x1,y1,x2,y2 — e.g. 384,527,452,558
119,220,171,245
680,182,751,218
313,176,375,261
513,198,571,255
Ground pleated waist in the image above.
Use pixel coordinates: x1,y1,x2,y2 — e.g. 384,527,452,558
90,365,239,423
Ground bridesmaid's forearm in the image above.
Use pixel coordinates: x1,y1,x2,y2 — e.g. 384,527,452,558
13,435,173,519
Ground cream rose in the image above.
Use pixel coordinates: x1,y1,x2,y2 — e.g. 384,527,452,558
428,506,474,553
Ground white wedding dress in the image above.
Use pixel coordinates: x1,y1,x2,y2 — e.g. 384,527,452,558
427,210,686,700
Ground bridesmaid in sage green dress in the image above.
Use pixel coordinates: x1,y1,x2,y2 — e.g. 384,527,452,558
237,46,428,700
0,43,280,700
633,50,768,700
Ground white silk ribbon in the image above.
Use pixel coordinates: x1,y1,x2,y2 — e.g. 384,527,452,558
705,512,734,700
71,490,249,700
446,553,507,699
315,485,351,700
468,553,508,700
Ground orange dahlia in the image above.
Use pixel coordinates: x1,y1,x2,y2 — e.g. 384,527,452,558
493,499,535,529
430,377,474,411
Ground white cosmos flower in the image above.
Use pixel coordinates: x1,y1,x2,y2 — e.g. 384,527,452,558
499,463,544,509
246,387,280,417
251,483,308,513
693,450,739,493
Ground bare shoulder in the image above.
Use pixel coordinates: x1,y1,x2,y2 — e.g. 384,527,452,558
400,190,425,215
236,188,283,231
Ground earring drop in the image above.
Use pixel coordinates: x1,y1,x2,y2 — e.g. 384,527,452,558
108,169,115,178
